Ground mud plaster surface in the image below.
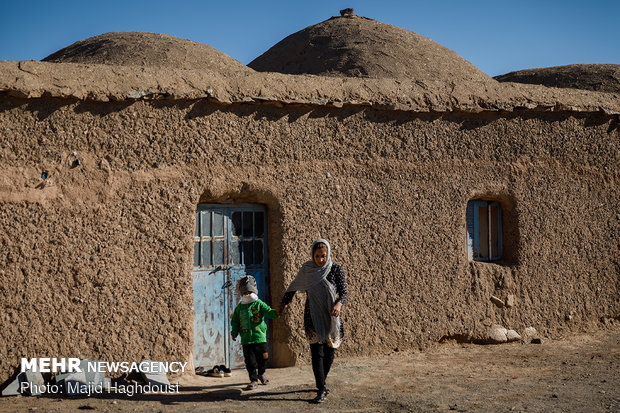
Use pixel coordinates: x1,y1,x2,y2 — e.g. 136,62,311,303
1,61,620,116
0,94,618,384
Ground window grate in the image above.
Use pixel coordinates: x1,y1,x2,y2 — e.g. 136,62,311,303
466,200,502,261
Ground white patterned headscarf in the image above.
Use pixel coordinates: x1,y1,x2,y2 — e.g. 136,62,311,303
285,239,340,343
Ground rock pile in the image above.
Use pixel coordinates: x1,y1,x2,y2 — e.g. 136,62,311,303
486,325,541,344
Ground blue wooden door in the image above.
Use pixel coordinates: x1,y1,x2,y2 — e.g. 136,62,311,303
193,204,268,369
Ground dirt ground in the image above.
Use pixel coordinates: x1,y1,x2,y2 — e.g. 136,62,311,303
1,325,618,412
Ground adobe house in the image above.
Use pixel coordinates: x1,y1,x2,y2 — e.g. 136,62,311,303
0,12,618,384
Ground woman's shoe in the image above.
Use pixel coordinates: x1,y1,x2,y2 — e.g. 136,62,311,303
218,365,232,377
310,388,328,403
258,374,269,385
206,366,224,378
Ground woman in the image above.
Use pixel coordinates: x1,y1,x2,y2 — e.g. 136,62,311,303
279,238,348,404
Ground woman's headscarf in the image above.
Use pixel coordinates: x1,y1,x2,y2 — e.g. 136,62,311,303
285,239,341,343
285,239,332,291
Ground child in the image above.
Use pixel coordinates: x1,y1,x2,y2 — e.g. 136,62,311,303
231,275,279,390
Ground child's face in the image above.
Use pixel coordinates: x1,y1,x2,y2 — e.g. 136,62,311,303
313,248,328,267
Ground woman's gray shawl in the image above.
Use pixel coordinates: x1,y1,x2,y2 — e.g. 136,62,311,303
285,239,341,343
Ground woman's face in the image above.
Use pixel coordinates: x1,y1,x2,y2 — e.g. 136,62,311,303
313,248,328,267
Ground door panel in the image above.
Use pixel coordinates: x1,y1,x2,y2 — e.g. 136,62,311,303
227,265,247,368
193,268,227,368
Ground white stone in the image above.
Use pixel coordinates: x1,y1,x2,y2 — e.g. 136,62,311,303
142,372,170,387
140,360,170,387
24,370,45,396
82,359,105,387
64,371,87,396
506,330,522,342
488,325,508,343
523,327,537,338
505,294,516,308
490,296,505,307
1,372,25,396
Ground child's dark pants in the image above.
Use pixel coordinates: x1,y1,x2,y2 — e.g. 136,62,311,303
310,342,335,390
242,342,268,382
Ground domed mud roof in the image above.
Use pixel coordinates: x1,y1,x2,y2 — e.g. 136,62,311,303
495,64,620,93
248,11,491,82
42,32,251,73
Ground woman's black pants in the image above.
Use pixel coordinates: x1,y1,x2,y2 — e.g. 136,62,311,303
310,343,335,390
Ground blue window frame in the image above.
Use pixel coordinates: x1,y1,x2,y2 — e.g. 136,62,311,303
193,205,267,269
466,200,502,261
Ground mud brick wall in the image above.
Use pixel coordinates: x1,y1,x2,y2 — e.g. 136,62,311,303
0,96,618,382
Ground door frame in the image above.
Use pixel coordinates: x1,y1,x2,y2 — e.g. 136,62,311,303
192,203,269,368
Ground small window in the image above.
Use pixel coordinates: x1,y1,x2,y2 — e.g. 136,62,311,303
466,200,502,261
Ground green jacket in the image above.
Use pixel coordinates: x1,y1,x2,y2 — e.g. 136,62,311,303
231,298,279,345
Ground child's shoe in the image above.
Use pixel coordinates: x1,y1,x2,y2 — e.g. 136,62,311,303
258,374,269,385
244,381,258,390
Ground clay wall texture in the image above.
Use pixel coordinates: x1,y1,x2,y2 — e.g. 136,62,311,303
0,90,618,382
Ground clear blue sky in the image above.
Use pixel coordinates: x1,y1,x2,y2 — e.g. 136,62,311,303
1,0,618,77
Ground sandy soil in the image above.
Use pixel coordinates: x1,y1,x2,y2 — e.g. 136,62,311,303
1,325,618,412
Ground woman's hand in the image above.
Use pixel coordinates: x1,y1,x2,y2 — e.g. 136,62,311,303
331,302,342,317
